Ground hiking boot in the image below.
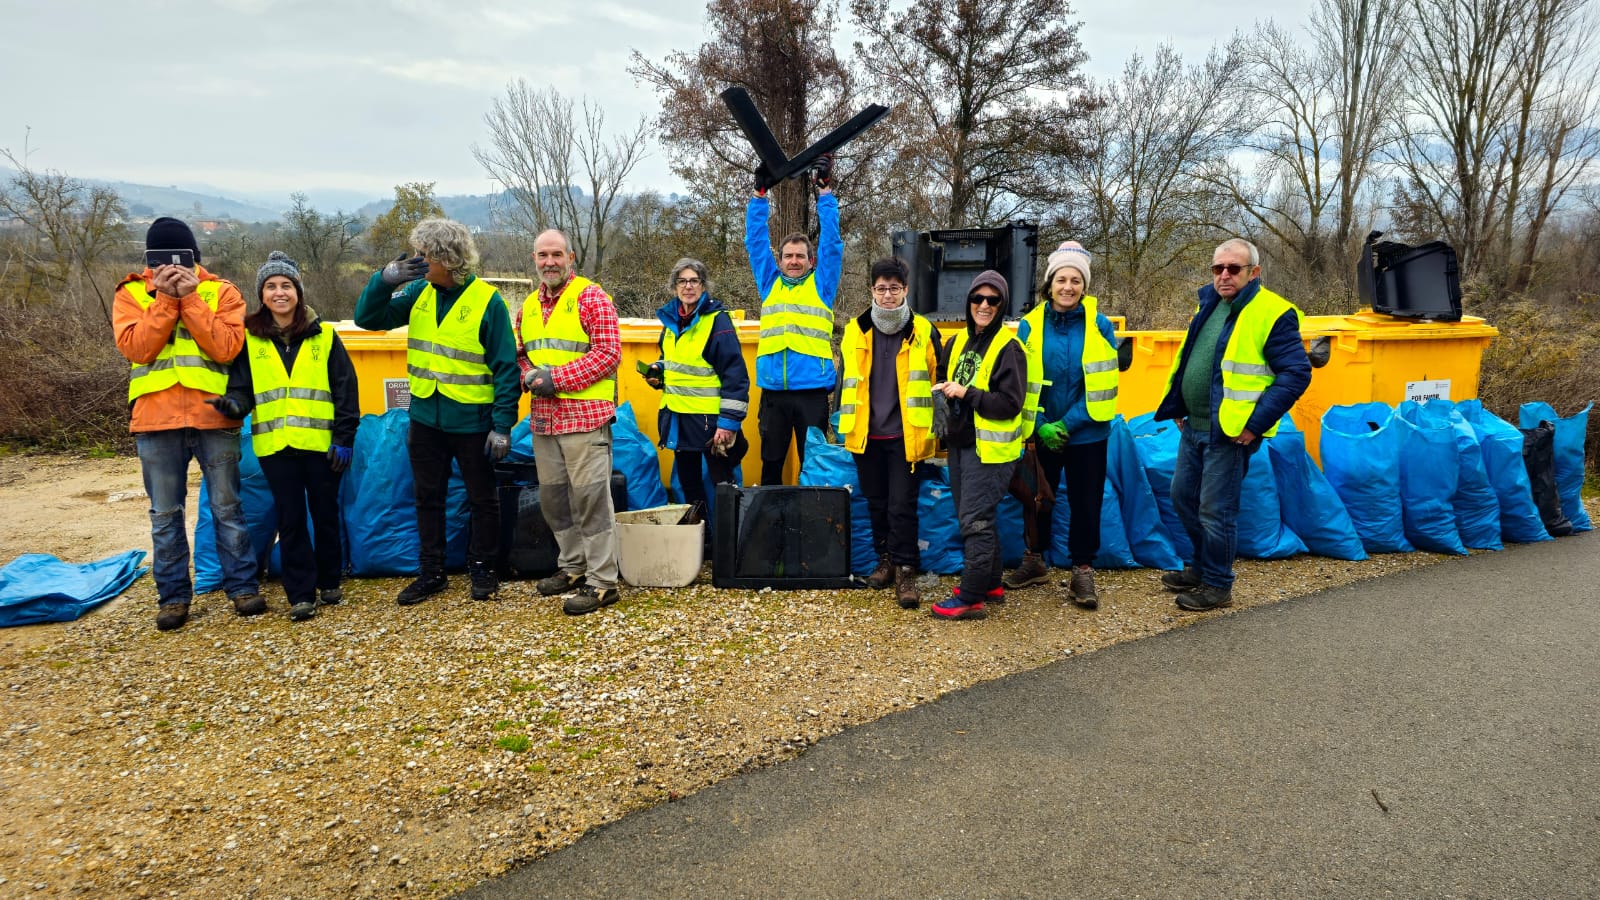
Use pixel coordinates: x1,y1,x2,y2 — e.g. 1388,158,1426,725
231,593,267,617
563,585,620,616
396,573,448,607
318,587,342,606
1160,566,1202,593
1067,565,1099,610
931,594,986,621
469,561,499,601
537,570,585,596
893,566,921,609
289,601,317,622
1003,551,1050,589
865,554,894,589
1176,584,1233,612
155,601,190,632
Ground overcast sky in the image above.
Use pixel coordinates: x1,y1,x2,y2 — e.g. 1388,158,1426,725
4,0,1313,206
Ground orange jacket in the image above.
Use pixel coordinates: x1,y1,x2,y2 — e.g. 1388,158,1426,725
112,265,247,433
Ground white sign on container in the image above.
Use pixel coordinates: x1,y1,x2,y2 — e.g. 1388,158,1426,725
1405,379,1451,403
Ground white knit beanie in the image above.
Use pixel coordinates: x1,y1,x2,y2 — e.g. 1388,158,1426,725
1044,240,1091,288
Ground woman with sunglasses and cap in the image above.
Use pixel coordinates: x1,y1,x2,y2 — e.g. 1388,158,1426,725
212,251,360,622
929,270,1028,621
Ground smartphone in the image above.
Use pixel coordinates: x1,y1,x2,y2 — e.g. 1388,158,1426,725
146,248,195,269
636,360,654,376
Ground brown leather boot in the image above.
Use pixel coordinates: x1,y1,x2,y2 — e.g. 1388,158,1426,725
866,554,894,589
894,566,921,609
1067,565,1099,610
1003,551,1049,589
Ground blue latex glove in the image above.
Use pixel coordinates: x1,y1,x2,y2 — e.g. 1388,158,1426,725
327,445,353,473
1037,419,1068,451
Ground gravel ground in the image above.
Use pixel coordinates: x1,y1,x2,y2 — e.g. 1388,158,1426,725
0,535,1499,900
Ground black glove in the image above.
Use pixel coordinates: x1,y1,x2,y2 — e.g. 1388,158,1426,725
205,396,245,420
810,153,834,190
645,361,665,389
381,253,428,286
753,164,774,196
523,366,558,397
484,431,510,461
327,445,353,474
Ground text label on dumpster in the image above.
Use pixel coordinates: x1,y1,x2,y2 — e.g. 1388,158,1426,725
385,378,411,410
1405,379,1451,403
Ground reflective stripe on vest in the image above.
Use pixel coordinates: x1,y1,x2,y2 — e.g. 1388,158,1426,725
126,280,229,401
248,327,335,455
407,278,496,405
1165,286,1302,438
756,275,834,361
519,276,616,402
837,315,936,460
949,328,1025,464
660,313,721,415
1021,296,1120,431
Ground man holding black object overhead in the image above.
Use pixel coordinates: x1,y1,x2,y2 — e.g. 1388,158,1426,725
745,156,842,485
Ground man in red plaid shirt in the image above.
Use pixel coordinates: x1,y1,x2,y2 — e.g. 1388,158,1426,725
517,229,623,615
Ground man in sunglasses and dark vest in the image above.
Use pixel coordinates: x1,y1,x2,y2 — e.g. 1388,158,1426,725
1155,238,1311,612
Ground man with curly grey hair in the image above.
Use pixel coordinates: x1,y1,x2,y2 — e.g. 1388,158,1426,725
355,217,522,607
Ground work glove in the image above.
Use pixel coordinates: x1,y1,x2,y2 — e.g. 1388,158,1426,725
710,427,737,456
931,390,950,438
753,164,774,197
205,395,245,420
1037,419,1069,452
522,365,558,397
484,431,510,461
810,153,834,190
380,253,428,286
327,445,353,474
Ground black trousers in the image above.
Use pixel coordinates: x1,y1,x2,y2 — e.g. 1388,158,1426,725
854,437,920,567
407,420,499,573
258,448,343,605
1029,439,1109,568
758,388,830,485
677,432,749,512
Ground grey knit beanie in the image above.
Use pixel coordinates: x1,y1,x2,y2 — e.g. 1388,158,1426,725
256,250,304,300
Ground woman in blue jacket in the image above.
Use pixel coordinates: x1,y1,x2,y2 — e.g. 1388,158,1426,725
644,259,751,531
1005,242,1119,609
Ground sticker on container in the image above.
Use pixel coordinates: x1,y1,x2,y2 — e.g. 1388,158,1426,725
1405,379,1451,403
385,378,412,410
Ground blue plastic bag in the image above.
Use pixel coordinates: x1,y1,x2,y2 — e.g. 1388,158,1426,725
1519,401,1593,532
1389,403,1468,555
507,418,535,463
611,402,669,512
341,409,470,576
1456,401,1550,543
797,427,875,575
1236,439,1307,559
195,417,279,592
1400,400,1501,550
1268,417,1366,561
1127,413,1194,562
1047,477,1138,569
1105,417,1183,570
917,465,964,575
0,551,149,627
1321,403,1415,553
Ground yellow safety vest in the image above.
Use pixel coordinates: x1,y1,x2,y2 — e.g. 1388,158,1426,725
1167,286,1303,438
247,327,335,456
519,276,616,402
125,280,230,401
756,275,834,360
837,315,936,461
408,278,496,405
1020,296,1119,432
661,312,721,415
949,328,1025,464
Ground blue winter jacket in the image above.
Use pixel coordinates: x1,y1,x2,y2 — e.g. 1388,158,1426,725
653,292,750,452
745,192,842,391
1016,302,1119,446
1155,279,1311,439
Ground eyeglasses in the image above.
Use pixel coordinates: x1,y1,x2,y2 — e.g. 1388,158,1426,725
1211,263,1253,276
675,277,702,286
969,293,1004,307
871,284,906,296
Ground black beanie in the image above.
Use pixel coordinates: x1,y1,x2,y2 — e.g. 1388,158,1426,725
145,217,202,263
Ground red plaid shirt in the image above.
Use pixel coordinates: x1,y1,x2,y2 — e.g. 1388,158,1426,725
515,275,621,436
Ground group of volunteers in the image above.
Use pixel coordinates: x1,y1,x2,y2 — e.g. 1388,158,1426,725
112,164,1309,632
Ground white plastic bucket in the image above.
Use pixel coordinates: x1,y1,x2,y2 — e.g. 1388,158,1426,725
616,505,704,587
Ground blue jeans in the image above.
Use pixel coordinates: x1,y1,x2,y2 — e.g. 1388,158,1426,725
1170,423,1256,591
135,428,259,605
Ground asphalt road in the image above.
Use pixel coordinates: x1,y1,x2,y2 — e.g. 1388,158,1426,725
464,532,1600,899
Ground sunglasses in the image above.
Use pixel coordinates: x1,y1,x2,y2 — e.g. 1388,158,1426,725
969,293,1004,307
1211,263,1253,276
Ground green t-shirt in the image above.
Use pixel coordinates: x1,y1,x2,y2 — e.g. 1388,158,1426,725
1181,299,1231,434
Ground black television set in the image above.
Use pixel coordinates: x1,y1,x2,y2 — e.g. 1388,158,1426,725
1357,231,1463,321
712,483,857,589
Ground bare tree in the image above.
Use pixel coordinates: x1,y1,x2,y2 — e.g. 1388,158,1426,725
276,193,363,316
474,81,648,278
0,145,128,323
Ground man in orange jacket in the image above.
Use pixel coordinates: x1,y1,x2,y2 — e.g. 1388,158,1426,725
113,217,262,631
